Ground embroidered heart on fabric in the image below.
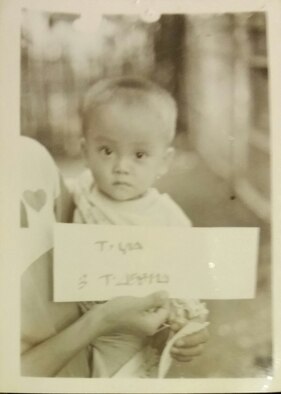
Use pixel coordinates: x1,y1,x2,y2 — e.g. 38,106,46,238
23,189,47,212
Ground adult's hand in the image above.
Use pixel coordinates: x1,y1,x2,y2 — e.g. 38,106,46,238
169,320,209,362
97,291,169,337
21,290,168,377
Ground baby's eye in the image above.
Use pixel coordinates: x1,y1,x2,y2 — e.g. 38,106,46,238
135,151,146,159
100,146,113,156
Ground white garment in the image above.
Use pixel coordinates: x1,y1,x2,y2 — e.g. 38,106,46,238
20,136,60,227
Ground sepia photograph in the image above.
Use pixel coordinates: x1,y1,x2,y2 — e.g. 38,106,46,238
19,5,272,380
1,0,281,392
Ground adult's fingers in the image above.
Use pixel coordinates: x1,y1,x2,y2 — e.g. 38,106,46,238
152,306,170,326
169,319,187,333
170,354,193,362
141,306,169,336
173,327,209,348
171,343,204,358
136,291,169,312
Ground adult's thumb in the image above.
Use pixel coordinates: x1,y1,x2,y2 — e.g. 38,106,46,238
138,291,169,311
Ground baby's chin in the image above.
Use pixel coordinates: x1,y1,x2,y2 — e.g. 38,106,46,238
101,186,146,202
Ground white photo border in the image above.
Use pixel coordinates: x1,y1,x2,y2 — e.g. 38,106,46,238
0,0,281,392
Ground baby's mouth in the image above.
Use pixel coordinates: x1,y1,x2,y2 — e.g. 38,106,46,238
112,181,132,187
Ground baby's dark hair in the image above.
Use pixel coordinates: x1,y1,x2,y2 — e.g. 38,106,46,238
80,76,178,142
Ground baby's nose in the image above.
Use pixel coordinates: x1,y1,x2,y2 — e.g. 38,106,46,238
114,156,131,174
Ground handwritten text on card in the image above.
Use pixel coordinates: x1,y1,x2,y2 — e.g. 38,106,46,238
54,224,259,301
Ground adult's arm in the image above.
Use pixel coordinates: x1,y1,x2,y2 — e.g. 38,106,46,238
21,305,104,377
21,292,168,377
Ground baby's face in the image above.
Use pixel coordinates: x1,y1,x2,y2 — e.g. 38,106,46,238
84,102,173,201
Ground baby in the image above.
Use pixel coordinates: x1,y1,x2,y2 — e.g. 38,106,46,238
73,76,193,226
73,77,208,377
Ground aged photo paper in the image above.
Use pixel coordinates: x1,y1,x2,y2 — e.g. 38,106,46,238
1,0,281,392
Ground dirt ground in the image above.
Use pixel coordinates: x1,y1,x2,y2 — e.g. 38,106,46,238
56,133,272,379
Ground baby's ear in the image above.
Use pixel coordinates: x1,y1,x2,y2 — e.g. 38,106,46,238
80,137,87,156
165,147,175,165
159,147,175,177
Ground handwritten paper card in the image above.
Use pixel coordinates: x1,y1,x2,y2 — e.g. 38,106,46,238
54,224,259,301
